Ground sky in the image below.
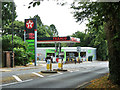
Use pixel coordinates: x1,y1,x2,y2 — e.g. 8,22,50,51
14,0,88,36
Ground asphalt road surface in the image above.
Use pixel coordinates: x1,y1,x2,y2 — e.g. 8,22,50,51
1,61,109,89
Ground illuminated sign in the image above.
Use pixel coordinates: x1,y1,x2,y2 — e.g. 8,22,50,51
26,20,34,29
38,37,70,41
53,37,68,41
25,19,37,34
29,33,35,39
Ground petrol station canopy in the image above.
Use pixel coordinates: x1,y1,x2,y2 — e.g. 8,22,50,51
37,36,80,43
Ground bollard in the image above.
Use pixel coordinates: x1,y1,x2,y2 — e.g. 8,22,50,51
58,59,62,69
50,61,52,71
68,58,69,62
61,59,63,69
58,59,63,70
46,60,50,71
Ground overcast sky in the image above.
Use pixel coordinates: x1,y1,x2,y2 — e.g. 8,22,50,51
14,0,88,36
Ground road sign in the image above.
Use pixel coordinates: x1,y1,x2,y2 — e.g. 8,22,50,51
77,47,81,52
24,18,37,66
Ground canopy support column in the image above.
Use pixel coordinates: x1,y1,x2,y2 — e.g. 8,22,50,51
55,42,56,62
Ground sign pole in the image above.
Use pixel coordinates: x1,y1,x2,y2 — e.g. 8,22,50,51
25,18,37,66
34,18,37,66
58,43,60,59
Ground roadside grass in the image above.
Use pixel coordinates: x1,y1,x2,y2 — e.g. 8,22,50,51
86,74,120,89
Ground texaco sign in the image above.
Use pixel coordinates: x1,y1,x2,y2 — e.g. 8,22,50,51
25,19,37,37
26,20,34,29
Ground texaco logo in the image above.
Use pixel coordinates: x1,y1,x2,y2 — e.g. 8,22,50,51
26,20,34,29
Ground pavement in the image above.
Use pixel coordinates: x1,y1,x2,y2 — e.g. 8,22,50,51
0,61,48,72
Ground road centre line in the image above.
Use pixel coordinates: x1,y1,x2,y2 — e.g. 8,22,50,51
1,79,33,87
32,72,44,77
13,75,22,82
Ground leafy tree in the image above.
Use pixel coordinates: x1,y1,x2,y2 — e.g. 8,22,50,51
50,24,58,36
86,19,108,60
33,14,43,26
2,20,24,39
2,2,17,30
71,2,120,84
72,31,86,47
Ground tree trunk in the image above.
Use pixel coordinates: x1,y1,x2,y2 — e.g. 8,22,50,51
104,20,120,85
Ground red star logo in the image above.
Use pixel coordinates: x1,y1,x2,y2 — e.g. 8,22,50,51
26,20,34,29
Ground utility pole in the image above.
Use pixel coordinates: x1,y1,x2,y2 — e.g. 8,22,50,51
11,2,14,68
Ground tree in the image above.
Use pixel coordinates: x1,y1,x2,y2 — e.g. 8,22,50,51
33,14,43,26
71,2,120,84
86,18,108,61
50,24,58,36
2,2,17,29
71,31,86,47
2,20,24,39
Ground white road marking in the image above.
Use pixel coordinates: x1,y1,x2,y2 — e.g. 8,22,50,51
75,70,79,72
58,72,63,74
32,72,44,77
76,82,89,88
68,70,73,72
13,75,22,82
1,79,33,87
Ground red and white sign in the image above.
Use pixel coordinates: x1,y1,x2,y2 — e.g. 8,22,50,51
29,33,35,39
26,20,34,29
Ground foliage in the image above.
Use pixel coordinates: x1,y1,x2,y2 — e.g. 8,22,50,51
13,47,32,66
2,35,32,66
2,20,24,39
72,31,86,47
2,2,17,28
71,1,120,84
86,19,108,60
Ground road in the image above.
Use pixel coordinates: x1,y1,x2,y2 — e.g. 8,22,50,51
1,61,109,89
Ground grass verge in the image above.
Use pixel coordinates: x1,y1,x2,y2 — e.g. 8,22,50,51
86,73,120,89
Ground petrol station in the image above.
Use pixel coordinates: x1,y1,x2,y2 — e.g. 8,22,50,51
24,18,96,72
24,18,80,72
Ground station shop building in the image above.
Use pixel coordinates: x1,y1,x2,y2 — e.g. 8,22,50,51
37,47,96,62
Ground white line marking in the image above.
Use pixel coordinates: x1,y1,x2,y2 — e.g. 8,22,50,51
68,70,73,72
75,70,79,72
13,75,22,82
1,79,33,87
76,82,89,88
58,72,63,74
32,72,44,77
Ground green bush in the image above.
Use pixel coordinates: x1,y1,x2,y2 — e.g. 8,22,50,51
2,35,33,66
13,47,32,66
